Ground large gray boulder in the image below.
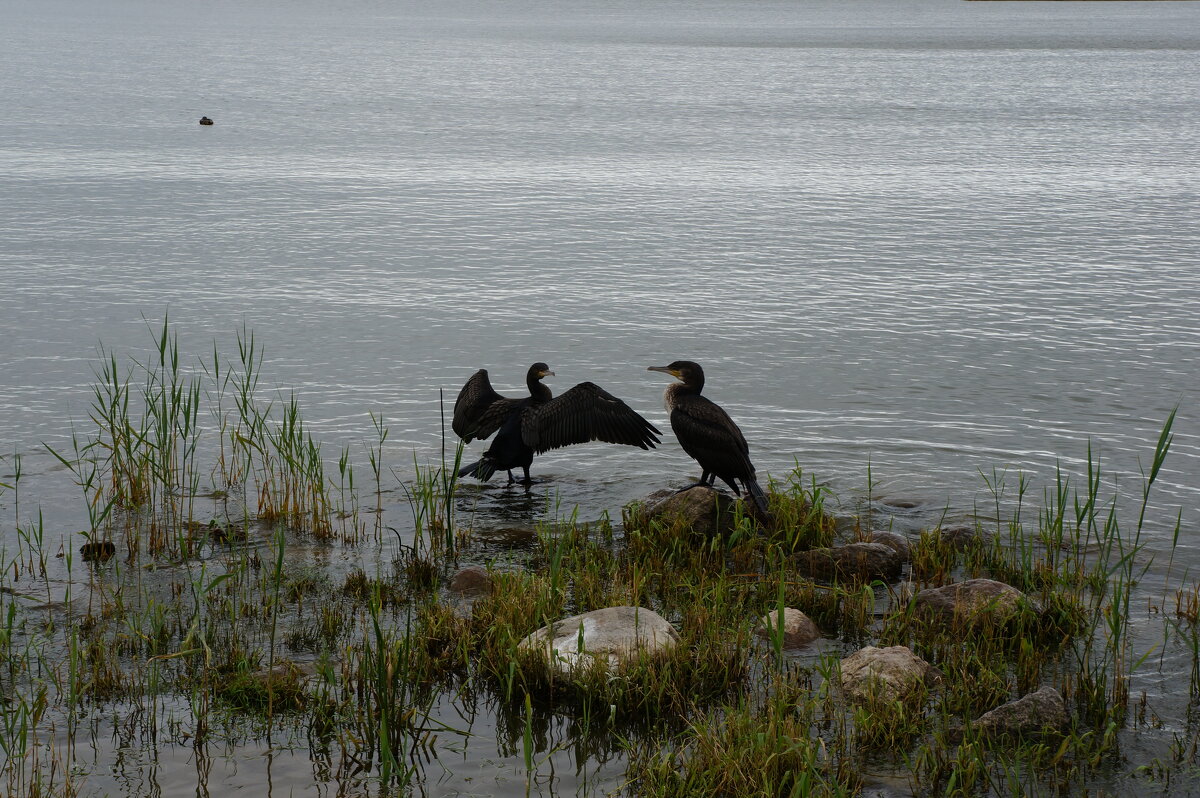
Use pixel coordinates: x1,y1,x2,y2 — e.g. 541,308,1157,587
626,487,742,538
974,686,1068,738
839,645,939,703
912,578,1028,625
755,607,820,648
798,542,903,582
518,606,679,676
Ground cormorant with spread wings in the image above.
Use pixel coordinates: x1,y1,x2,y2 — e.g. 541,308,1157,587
453,363,661,483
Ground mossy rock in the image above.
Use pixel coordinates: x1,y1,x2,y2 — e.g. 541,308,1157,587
797,542,903,583
625,486,743,538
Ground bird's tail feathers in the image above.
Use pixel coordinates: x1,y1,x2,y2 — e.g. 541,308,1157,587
459,457,498,482
745,477,771,518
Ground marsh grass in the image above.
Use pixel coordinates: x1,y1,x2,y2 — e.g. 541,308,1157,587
628,673,860,797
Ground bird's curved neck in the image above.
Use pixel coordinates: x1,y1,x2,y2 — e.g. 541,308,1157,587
664,380,700,410
528,377,552,403
674,376,703,396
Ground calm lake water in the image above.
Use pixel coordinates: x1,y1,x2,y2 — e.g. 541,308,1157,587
2,0,1198,794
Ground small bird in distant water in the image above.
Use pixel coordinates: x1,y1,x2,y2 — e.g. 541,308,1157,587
647,360,770,515
453,363,660,484
199,116,214,125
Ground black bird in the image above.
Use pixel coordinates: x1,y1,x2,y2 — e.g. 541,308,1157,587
647,360,770,515
453,363,660,484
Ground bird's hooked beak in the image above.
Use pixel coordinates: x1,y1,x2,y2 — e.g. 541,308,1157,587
647,366,681,380
539,369,555,378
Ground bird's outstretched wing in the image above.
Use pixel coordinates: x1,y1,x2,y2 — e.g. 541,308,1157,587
452,369,522,442
522,382,661,454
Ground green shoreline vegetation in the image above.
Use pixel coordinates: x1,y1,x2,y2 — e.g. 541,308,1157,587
0,319,1197,796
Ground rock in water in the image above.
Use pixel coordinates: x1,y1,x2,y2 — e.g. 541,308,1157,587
448,565,492,595
912,578,1029,625
798,542,903,582
937,524,980,550
518,606,679,676
974,686,1069,738
625,486,741,538
865,530,911,561
839,645,939,703
755,607,820,648
80,541,116,562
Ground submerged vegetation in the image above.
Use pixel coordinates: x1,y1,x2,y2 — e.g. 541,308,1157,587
0,320,1196,796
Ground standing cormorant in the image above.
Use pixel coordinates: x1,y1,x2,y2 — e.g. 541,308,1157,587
453,363,660,483
647,360,770,515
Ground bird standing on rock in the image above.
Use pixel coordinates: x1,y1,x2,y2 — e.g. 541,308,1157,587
647,360,770,516
453,363,660,484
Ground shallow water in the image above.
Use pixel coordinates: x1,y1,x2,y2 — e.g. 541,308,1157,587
2,0,1199,794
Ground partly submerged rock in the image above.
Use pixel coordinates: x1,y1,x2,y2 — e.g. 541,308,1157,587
865,531,911,561
912,578,1028,625
879,497,922,510
626,486,742,538
473,525,538,546
518,606,679,676
448,565,492,595
937,524,981,551
839,645,939,704
973,686,1068,738
80,541,116,562
755,607,820,648
798,542,903,582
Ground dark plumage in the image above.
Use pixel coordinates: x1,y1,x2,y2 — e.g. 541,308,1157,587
453,363,661,483
647,360,770,515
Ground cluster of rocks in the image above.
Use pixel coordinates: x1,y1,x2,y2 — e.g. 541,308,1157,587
448,487,1065,742
836,643,1067,736
498,600,1063,739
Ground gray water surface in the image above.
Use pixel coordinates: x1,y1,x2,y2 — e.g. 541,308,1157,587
2,0,1199,794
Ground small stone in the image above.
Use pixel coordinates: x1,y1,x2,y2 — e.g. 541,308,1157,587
518,606,679,676
755,607,820,648
912,578,1027,625
626,486,741,538
974,686,1068,738
448,565,492,595
798,542,903,582
80,541,116,562
839,645,939,704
